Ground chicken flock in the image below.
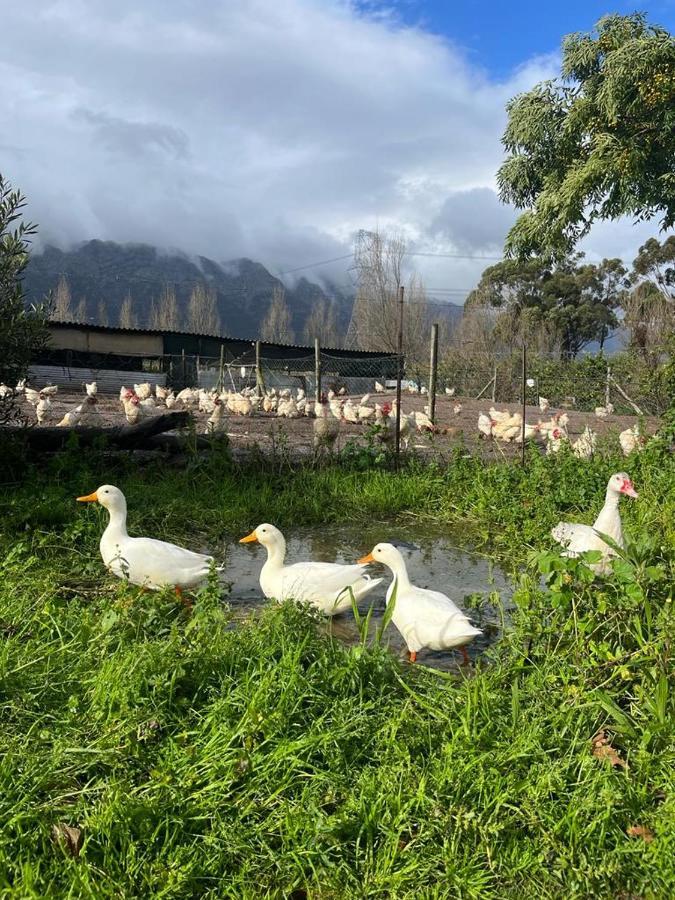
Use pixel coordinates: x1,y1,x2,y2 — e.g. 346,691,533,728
1,378,649,457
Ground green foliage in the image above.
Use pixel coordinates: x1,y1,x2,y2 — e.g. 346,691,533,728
0,175,48,420
466,253,627,357
498,13,675,258
0,448,674,896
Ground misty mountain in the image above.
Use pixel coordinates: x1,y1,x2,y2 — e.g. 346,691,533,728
23,240,463,346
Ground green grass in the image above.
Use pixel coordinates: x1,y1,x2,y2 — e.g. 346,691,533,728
0,439,673,897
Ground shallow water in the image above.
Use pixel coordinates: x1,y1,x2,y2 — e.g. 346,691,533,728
221,522,512,671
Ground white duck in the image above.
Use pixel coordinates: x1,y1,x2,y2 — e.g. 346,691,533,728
551,472,638,574
77,485,219,601
358,543,481,664
239,523,382,616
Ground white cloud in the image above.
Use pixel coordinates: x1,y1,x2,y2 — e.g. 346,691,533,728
1,0,668,297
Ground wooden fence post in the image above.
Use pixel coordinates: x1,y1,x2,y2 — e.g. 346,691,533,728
314,338,321,405
428,323,439,424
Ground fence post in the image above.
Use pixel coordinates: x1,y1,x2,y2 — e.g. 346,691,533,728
492,363,497,402
521,344,527,467
428,323,439,424
395,285,405,468
314,338,321,405
181,349,186,390
255,341,263,396
218,344,225,392
605,365,611,408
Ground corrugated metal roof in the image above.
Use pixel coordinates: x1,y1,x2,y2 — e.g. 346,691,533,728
47,320,395,358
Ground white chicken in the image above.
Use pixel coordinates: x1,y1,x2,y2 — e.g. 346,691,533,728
375,381,385,393
122,396,143,425
342,400,360,424
573,425,597,459
477,413,493,438
445,387,455,396
546,427,569,455
538,396,550,413
85,382,97,397
36,396,52,424
205,398,227,434
134,382,152,401
594,403,614,419
24,388,42,406
453,403,462,415
619,424,645,456
57,403,83,427
313,402,340,449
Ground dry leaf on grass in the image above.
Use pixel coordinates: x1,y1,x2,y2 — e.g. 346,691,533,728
591,731,627,769
51,823,83,858
627,824,654,843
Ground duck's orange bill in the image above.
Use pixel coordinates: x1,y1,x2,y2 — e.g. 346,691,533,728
76,492,98,503
239,530,258,544
358,552,375,564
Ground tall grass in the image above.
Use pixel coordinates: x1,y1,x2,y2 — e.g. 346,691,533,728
0,438,673,897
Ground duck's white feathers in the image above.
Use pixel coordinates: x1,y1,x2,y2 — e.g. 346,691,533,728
387,580,481,653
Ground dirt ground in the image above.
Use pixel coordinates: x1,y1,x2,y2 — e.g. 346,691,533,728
18,388,661,461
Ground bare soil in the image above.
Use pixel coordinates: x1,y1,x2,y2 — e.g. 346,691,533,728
17,389,660,461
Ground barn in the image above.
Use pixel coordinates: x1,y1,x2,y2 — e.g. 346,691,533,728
32,322,399,394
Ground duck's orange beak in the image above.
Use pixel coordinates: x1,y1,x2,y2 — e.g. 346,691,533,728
239,530,258,544
76,491,98,503
358,552,375,564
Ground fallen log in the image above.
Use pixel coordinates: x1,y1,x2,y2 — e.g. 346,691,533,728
3,411,192,451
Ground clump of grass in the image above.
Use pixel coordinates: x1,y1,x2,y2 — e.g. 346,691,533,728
0,441,673,896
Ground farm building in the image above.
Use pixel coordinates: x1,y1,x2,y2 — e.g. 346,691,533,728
32,321,399,394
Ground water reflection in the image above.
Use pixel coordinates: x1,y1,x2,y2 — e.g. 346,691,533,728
224,522,512,671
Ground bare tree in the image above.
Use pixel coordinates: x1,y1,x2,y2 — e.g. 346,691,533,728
622,281,673,363
260,285,295,344
51,274,72,321
118,292,137,329
302,298,340,347
187,283,220,334
150,283,182,330
97,300,108,327
347,229,429,365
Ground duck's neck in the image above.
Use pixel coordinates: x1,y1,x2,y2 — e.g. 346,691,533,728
103,502,129,542
263,537,287,570
387,552,412,594
593,487,622,540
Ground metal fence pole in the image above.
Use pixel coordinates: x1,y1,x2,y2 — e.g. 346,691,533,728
181,349,186,390
492,363,497,402
521,344,527,467
314,338,321,405
395,285,405,469
255,341,264,396
218,344,225,392
428,323,439,424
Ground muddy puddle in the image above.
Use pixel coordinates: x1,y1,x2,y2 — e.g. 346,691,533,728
219,522,513,671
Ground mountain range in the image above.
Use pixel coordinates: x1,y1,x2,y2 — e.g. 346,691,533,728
23,240,463,346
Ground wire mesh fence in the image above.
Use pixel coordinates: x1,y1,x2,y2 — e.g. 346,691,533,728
20,332,667,463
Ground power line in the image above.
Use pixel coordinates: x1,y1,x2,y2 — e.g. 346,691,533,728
277,254,354,275
278,249,503,276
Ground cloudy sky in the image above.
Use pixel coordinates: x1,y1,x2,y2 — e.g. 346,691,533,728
2,0,674,301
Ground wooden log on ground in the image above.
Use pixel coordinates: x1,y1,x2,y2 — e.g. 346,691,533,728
4,412,192,451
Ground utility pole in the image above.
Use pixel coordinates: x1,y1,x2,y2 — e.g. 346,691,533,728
395,285,404,467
